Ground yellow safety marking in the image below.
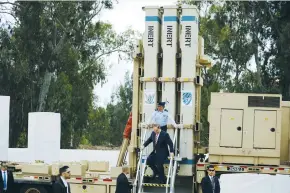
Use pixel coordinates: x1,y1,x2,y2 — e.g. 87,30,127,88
140,77,157,82
230,118,234,120
177,78,194,82
182,124,194,129
143,183,169,187
265,117,268,121
159,77,176,82
214,166,219,170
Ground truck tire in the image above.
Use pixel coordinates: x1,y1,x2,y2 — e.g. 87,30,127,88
20,185,48,193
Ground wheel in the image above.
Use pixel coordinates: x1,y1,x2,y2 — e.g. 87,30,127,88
20,185,48,193
196,183,202,193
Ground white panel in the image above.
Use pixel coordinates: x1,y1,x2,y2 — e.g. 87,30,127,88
220,109,243,147
162,6,179,141
179,5,199,159
28,112,61,163
142,7,162,159
142,6,161,125
253,110,277,149
8,148,30,162
143,6,161,78
162,6,179,78
180,5,199,123
220,173,290,193
0,96,10,161
220,174,272,193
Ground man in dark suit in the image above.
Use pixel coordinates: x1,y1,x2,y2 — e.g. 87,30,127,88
201,165,220,193
0,164,14,193
53,166,71,193
141,125,174,184
115,165,133,193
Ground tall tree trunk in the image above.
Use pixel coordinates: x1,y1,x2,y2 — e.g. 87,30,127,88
37,70,53,111
254,47,262,88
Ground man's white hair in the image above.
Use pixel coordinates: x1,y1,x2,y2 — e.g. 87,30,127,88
122,165,130,172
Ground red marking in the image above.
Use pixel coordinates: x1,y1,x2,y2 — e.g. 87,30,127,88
103,178,112,182
123,112,132,139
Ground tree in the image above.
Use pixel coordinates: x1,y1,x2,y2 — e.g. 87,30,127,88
268,2,290,100
85,106,110,146
106,71,133,146
183,1,290,145
0,1,137,148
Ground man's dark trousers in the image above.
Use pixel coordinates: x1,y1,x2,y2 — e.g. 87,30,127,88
160,125,167,132
147,152,166,183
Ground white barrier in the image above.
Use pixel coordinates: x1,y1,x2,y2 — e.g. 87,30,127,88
28,112,61,163
0,96,10,161
220,173,290,193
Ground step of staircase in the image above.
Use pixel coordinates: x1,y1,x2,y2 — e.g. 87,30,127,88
143,183,170,187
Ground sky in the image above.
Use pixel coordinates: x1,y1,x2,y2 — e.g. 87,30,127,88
95,0,177,106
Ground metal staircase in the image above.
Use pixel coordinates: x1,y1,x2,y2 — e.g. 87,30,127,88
133,125,182,193
133,125,148,193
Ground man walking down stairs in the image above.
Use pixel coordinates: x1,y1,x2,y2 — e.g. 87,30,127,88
141,125,174,184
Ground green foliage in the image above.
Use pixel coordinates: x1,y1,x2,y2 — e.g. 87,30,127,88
80,71,133,147
105,71,133,146
86,106,110,146
0,1,137,148
185,1,290,146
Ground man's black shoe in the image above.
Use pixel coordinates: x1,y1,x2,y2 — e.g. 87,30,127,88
156,179,166,184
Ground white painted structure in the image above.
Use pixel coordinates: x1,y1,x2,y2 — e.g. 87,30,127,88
28,112,61,163
141,5,200,176
0,96,10,161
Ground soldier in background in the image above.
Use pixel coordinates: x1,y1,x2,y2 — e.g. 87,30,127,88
53,166,71,193
201,165,220,193
147,101,177,132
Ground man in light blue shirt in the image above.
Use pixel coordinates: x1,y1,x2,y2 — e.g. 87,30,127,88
147,102,177,132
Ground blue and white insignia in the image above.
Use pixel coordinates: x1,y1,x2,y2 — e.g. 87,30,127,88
182,92,192,106
144,92,155,105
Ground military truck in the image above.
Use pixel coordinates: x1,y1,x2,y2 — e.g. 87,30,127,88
2,4,290,193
